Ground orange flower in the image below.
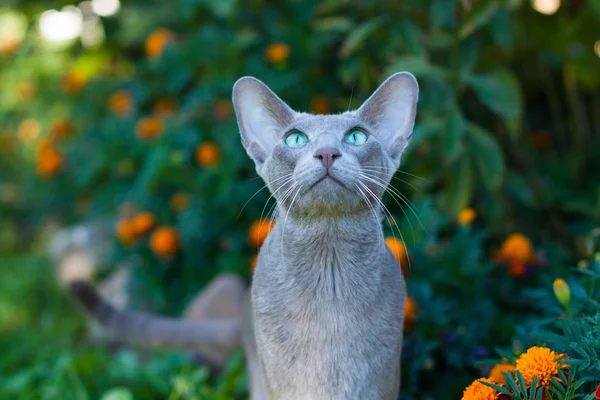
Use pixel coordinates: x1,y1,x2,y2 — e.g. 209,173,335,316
461,378,501,400
265,43,290,63
116,219,137,246
109,90,132,116
48,119,74,141
515,346,568,388
213,99,232,120
150,226,180,258
153,99,176,116
385,237,407,272
195,141,221,167
595,383,600,399
36,144,63,178
508,262,527,277
310,95,332,114
404,296,418,328
145,28,174,59
488,363,515,385
18,119,40,142
248,218,274,248
497,233,534,264
62,71,86,94
132,212,156,236
135,116,164,140
1,37,20,55
170,192,189,212
458,208,477,225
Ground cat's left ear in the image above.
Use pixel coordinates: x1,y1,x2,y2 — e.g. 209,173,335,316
232,77,295,167
357,72,419,166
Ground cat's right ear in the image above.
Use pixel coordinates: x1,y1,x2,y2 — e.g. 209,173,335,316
232,77,295,166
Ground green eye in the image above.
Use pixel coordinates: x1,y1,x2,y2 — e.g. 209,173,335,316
343,129,368,145
284,131,309,148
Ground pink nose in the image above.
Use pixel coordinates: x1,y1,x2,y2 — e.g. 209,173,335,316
314,147,341,170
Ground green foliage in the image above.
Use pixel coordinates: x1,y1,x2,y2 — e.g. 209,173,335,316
0,0,599,398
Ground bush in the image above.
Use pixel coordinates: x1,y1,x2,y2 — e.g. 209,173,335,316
0,0,599,398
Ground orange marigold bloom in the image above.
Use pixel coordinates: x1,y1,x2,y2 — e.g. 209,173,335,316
385,237,407,272
150,226,180,258
595,383,600,399
265,43,290,63
497,233,534,264
170,192,189,212
62,71,86,94
48,119,74,141
153,99,176,116
458,208,477,225
116,219,137,246
213,99,232,120
310,95,332,114
508,261,527,277
36,144,63,178
404,296,418,328
515,346,568,388
145,28,174,59
1,37,20,55
489,364,515,386
135,116,164,141
462,378,501,400
109,90,132,116
195,141,221,167
248,218,275,248
132,212,156,236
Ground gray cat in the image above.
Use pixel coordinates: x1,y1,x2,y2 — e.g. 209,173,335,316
69,72,419,400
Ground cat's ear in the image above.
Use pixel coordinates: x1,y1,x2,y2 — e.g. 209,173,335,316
232,77,295,166
357,72,419,166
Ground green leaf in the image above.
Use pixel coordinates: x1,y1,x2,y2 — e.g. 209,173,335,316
444,105,465,165
339,17,386,58
384,56,447,79
459,0,501,38
467,69,523,138
466,123,505,191
101,388,133,400
444,156,474,215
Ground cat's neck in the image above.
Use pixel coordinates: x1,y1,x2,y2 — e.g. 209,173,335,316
263,208,386,297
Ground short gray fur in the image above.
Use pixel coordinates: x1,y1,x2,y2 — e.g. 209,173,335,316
232,72,419,400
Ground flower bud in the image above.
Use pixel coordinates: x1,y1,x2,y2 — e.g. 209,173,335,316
553,278,571,307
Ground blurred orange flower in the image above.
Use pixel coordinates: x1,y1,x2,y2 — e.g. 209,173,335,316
135,116,164,140
62,71,86,94
18,119,40,142
195,141,221,167
385,237,407,272
310,95,332,114
48,119,74,141
36,143,63,179
515,346,568,388
0,37,20,55
248,218,274,248
461,377,502,400
109,90,132,116
145,28,174,59
265,43,290,63
404,296,418,328
150,226,180,258
170,192,189,212
496,233,537,277
213,99,232,120
116,219,137,246
132,212,156,236
488,363,515,385
153,99,176,116
458,208,477,225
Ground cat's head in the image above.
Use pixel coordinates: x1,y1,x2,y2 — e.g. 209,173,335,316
232,73,418,219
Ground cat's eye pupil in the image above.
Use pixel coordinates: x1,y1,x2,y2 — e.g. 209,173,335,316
285,131,308,148
344,129,367,145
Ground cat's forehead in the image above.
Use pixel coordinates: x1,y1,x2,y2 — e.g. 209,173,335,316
289,112,361,135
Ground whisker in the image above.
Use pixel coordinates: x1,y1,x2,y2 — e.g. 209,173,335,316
359,167,421,191
354,183,384,249
237,173,295,221
360,164,429,182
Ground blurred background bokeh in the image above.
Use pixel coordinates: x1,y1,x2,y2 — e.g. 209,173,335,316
1,0,599,398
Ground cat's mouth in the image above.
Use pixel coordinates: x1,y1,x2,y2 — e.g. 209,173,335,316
308,173,346,190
